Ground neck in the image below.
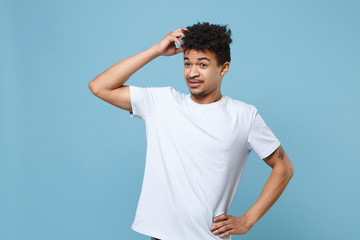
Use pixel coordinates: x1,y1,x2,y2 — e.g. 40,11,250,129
190,91,223,104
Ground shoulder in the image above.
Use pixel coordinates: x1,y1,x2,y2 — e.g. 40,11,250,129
136,86,185,104
226,96,258,116
163,86,186,102
129,85,172,93
129,85,173,98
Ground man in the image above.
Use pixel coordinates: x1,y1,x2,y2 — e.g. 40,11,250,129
89,22,294,240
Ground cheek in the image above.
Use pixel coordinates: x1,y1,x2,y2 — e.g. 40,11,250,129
207,70,219,82
184,69,189,77
202,71,210,81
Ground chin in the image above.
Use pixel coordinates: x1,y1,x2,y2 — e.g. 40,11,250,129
190,89,206,97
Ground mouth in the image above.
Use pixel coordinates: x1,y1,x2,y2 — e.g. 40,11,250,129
187,79,203,88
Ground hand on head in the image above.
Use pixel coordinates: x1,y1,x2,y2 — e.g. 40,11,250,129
155,28,188,56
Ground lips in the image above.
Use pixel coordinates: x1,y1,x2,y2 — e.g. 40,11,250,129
187,78,203,88
188,81,202,87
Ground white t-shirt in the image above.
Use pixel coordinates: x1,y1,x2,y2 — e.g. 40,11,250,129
128,85,280,240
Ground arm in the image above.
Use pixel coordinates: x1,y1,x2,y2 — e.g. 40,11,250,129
210,145,294,238
88,28,187,111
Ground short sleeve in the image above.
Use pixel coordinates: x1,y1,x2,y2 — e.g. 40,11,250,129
128,85,168,120
247,106,281,159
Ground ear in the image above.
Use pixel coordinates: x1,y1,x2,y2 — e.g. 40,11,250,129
220,62,230,76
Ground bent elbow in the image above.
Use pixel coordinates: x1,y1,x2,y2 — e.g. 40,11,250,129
287,162,294,180
88,80,100,95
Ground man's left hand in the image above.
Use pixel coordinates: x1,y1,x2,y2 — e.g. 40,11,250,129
210,214,253,238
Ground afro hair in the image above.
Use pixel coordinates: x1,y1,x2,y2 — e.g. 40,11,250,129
181,22,232,66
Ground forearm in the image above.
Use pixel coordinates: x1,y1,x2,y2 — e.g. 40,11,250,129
244,164,293,227
89,45,160,93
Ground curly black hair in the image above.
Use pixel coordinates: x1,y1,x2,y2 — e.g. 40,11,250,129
181,22,232,66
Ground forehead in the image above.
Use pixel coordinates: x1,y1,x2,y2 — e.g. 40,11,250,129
184,49,217,61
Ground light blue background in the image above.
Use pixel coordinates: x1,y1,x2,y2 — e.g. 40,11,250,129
1,0,359,239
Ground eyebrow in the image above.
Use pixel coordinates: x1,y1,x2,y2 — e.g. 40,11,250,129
184,57,211,62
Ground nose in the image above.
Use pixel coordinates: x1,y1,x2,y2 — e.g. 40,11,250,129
189,66,200,78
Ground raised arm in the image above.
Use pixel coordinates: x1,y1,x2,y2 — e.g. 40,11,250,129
88,28,187,111
210,145,294,238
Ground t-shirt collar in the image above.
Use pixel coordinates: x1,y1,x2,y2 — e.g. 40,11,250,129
185,94,227,110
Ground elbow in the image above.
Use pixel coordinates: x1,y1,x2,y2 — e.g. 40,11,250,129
88,80,101,95
286,161,294,180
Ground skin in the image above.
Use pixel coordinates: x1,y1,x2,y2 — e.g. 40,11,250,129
184,49,229,104
156,28,230,104
89,27,294,238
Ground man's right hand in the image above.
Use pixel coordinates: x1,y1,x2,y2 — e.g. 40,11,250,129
155,28,188,56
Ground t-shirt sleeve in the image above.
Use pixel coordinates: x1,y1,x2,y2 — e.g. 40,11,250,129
128,85,167,120
247,106,281,159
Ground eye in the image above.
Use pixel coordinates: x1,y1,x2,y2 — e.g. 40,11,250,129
184,62,191,67
200,63,207,67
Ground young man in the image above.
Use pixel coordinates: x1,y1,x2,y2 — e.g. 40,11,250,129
89,22,294,240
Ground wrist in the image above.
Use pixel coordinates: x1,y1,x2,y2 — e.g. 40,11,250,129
243,212,257,229
149,44,162,58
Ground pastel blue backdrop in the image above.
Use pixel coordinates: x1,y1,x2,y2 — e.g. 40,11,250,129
1,0,359,239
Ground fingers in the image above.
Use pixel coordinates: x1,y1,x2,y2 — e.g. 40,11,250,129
173,28,188,35
170,36,182,47
210,214,231,236
210,221,233,238
169,28,186,39
210,214,229,232
219,229,234,238
210,220,227,230
165,36,183,53
213,214,229,222
211,215,252,237
212,224,233,236
157,28,187,56
175,46,185,54
163,29,185,43
168,29,185,51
